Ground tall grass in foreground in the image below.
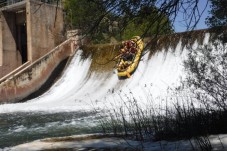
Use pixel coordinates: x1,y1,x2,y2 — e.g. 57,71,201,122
94,94,227,150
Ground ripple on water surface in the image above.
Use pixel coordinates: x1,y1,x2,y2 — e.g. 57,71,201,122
0,111,101,148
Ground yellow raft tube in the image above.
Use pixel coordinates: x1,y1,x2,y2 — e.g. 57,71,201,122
117,36,145,78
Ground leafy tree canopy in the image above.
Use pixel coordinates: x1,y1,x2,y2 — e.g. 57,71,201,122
206,0,227,27
121,6,173,40
64,0,207,43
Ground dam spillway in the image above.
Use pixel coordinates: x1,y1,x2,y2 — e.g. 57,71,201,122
0,28,223,148
0,39,192,113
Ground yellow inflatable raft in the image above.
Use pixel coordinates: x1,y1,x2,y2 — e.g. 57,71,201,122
117,36,144,78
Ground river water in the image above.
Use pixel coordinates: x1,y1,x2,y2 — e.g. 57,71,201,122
0,111,101,148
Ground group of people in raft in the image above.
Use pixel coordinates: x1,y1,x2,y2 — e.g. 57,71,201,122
117,39,139,70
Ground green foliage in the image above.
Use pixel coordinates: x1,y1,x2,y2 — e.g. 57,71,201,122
64,0,105,29
64,0,113,43
64,0,173,43
206,0,227,27
120,6,173,40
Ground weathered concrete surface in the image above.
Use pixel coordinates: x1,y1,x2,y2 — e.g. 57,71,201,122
0,0,65,78
0,11,22,78
0,61,30,84
0,38,74,104
27,0,65,62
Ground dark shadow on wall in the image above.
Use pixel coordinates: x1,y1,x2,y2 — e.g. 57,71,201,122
17,24,27,63
20,57,69,102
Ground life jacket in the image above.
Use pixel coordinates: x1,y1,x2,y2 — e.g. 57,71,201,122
124,40,134,49
130,47,137,53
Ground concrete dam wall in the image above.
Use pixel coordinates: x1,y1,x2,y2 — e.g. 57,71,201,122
0,38,74,104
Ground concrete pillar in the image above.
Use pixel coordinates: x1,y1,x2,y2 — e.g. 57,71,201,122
26,0,32,62
67,29,82,51
0,15,2,66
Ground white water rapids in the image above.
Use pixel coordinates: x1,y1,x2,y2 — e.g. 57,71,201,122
0,34,210,113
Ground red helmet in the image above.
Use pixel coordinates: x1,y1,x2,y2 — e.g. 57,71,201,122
124,40,132,48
